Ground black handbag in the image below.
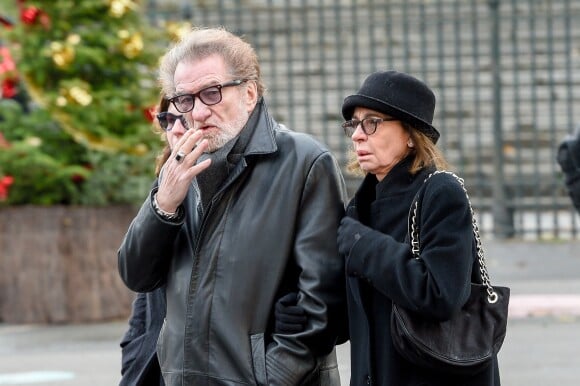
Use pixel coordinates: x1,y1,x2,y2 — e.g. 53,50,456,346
391,171,510,375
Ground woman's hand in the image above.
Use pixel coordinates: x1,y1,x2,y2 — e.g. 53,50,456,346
337,217,373,258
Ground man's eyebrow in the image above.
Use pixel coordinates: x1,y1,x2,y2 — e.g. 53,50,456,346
174,81,221,97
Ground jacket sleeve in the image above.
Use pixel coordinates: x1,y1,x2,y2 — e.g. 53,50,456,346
117,187,184,292
265,151,348,385
346,173,474,320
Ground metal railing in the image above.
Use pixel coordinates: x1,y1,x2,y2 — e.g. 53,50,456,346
148,0,580,239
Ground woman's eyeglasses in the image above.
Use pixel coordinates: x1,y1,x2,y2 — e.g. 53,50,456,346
341,117,398,137
156,112,188,131
168,79,247,113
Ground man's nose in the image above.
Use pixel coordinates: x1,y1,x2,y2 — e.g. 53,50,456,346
190,100,211,121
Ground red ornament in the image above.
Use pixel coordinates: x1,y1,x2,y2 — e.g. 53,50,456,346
143,105,156,122
0,175,14,201
19,6,50,28
0,46,18,98
0,46,16,73
20,6,40,24
2,79,17,98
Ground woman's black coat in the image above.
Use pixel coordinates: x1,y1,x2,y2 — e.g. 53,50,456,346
343,157,500,386
119,287,166,386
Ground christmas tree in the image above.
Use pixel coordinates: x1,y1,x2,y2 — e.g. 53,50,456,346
0,0,182,205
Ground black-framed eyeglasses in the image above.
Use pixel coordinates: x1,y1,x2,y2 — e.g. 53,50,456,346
168,79,247,113
156,112,188,131
341,117,398,137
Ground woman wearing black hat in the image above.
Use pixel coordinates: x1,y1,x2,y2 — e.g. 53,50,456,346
335,70,501,385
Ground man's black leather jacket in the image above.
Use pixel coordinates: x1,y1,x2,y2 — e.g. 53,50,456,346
118,99,348,385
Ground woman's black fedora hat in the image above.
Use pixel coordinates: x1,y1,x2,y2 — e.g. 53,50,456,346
342,70,440,143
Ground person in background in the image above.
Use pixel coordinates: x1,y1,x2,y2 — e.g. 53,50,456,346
117,27,347,386
120,287,166,386
557,125,580,214
119,96,174,386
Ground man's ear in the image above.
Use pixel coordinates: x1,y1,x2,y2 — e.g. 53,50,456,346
244,80,259,111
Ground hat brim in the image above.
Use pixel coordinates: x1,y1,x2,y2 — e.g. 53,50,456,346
342,94,440,143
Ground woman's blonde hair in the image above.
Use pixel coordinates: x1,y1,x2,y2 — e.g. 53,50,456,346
346,122,449,176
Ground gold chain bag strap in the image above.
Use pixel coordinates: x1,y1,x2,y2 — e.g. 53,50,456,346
391,170,510,375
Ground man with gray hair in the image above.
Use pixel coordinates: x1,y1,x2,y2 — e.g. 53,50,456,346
118,27,347,386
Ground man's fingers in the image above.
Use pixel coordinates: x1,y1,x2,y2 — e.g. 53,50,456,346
172,128,204,156
187,158,211,178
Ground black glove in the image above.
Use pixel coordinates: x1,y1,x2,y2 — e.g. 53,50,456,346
274,292,307,334
337,216,372,257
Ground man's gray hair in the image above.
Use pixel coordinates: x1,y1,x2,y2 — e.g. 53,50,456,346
158,27,265,97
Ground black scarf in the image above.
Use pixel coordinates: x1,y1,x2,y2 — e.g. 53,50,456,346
195,106,259,213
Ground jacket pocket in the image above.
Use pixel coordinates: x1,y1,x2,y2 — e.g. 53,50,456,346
301,349,341,386
250,333,267,386
317,349,340,386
